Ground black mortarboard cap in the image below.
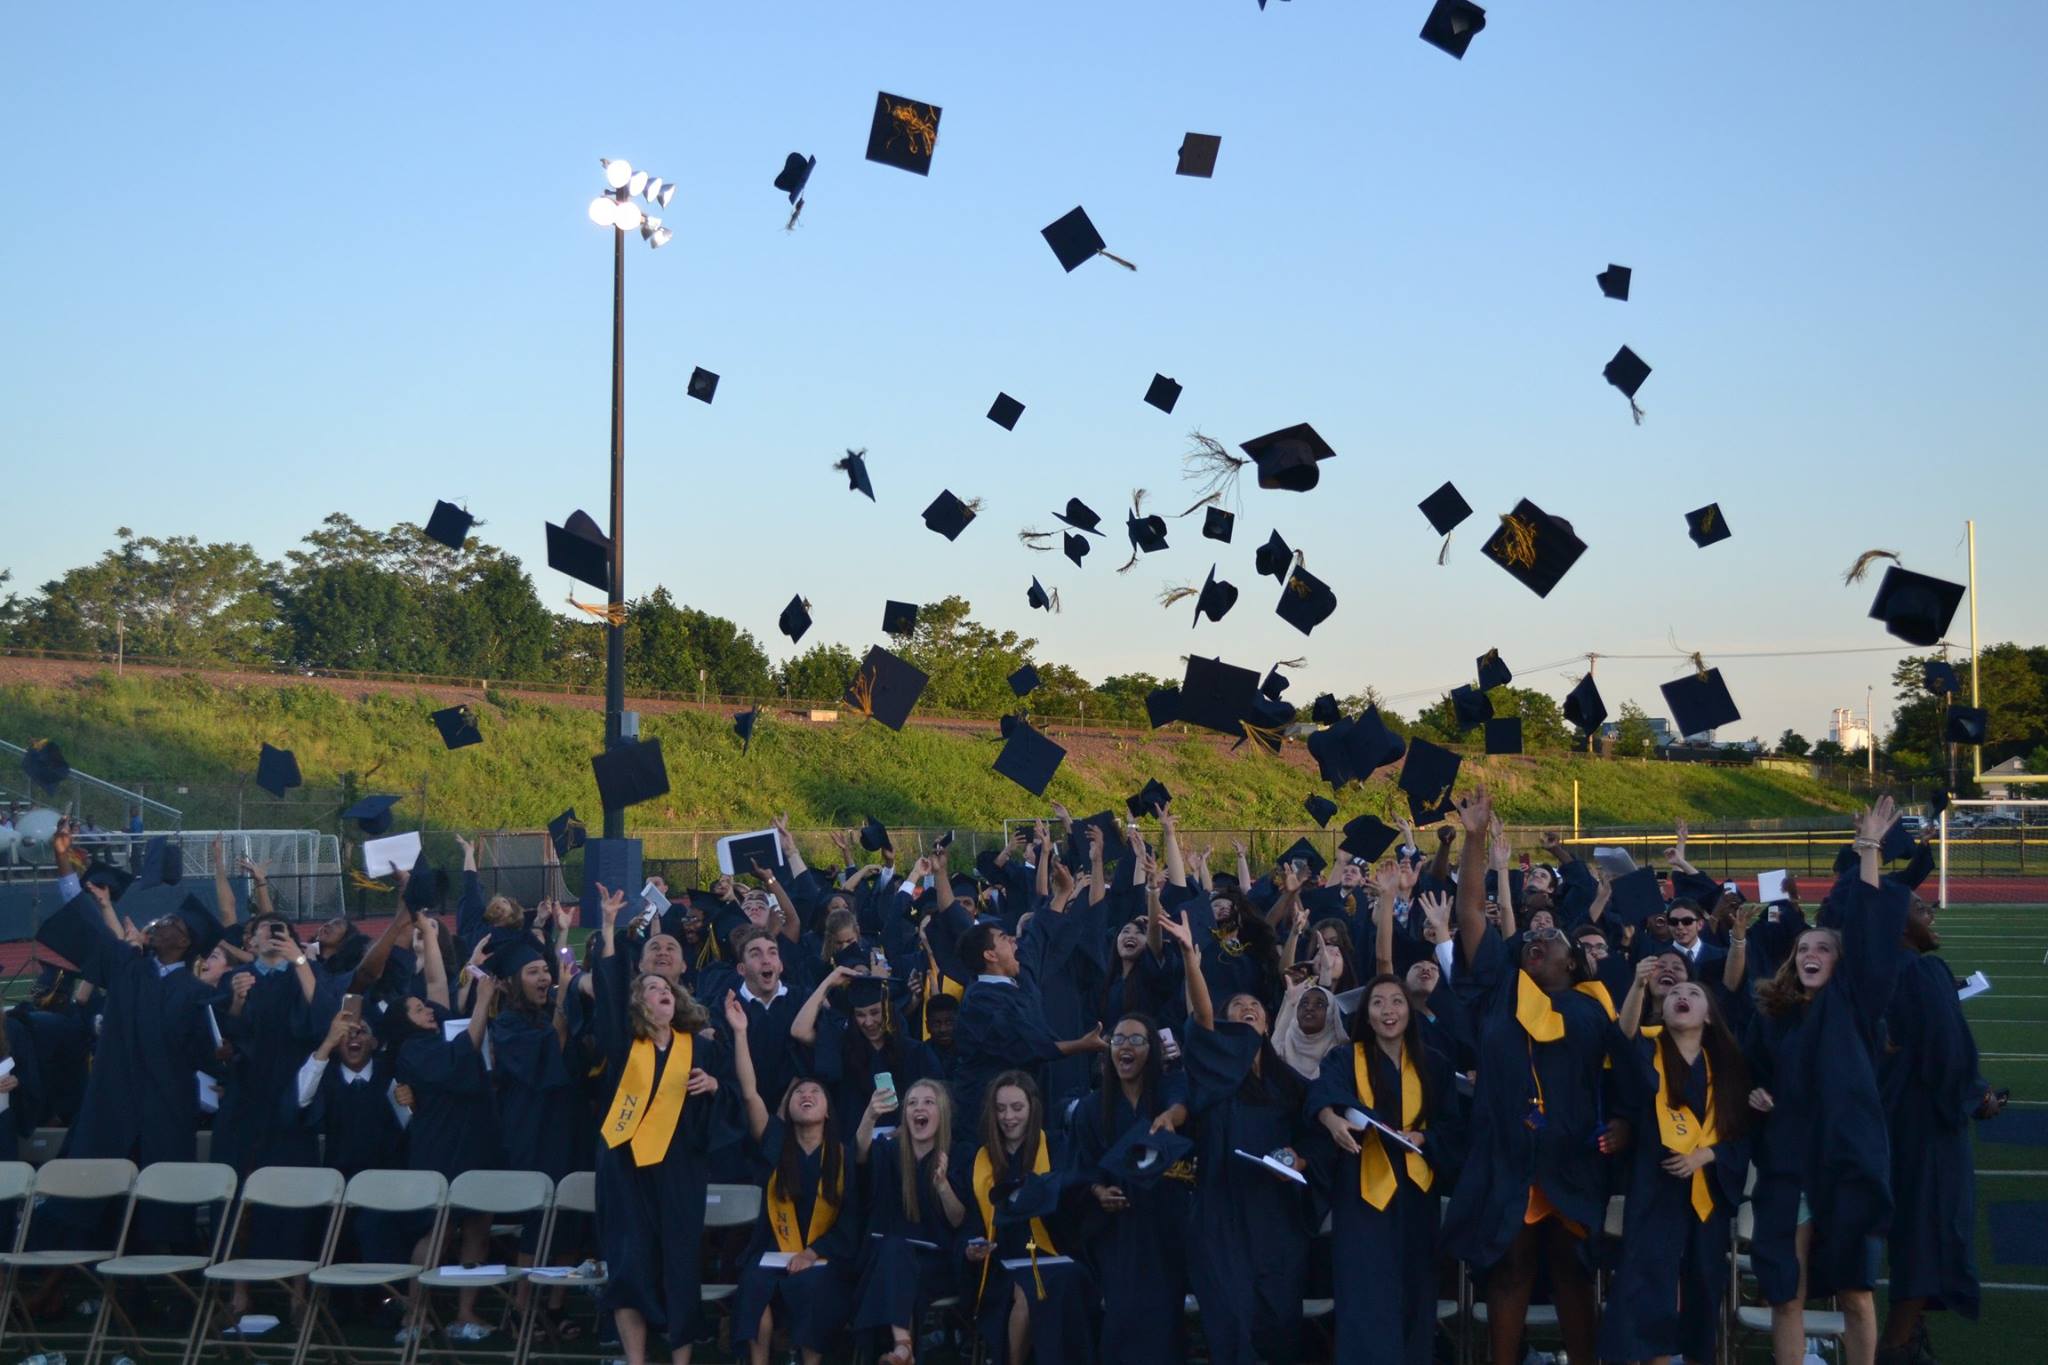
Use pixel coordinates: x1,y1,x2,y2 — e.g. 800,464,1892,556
1923,660,1961,696
1099,1124,1194,1190
256,743,302,799
844,974,891,1009
1418,482,1472,538
1420,0,1486,58
1260,666,1292,701
1202,506,1235,542
988,392,1025,431
591,737,670,810
21,739,69,792
1481,498,1586,598
137,835,183,889
1931,787,1951,816
34,892,103,971
1449,685,1492,731
1178,655,1260,737
1309,719,1365,789
837,449,876,501
343,793,400,836
860,816,893,853
1192,566,1238,626
1945,704,1988,745
1042,206,1108,272
1596,264,1632,301
1353,706,1408,773
171,894,222,957
1009,664,1040,697
1254,530,1293,581
1126,778,1173,819
1340,814,1399,862
489,938,547,981
1144,374,1182,413
1239,423,1336,493
882,601,919,636
1027,577,1056,613
431,704,483,751
547,808,586,857
1397,738,1462,823
545,511,610,592
845,646,928,732
402,848,446,912
1277,837,1328,877
779,594,813,644
1053,498,1103,534
995,1173,1065,1226
1868,566,1966,648
866,92,941,175
1275,564,1337,636
1484,716,1523,755
84,858,135,902
774,152,815,204
994,720,1066,797
733,707,758,755
1305,794,1339,828
1563,675,1607,733
1311,693,1342,726
1145,687,1180,729
424,500,474,551
1608,868,1664,926
1175,133,1222,179
1686,504,1732,548
687,367,719,403
923,490,977,541
1127,505,1169,556
1604,345,1652,414
1476,649,1512,691
1661,668,1742,739
1064,532,1090,567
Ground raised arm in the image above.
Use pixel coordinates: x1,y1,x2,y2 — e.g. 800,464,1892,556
1453,788,1495,964
1145,879,1165,959
240,855,274,920
1088,824,1107,906
1034,821,1053,901
598,882,624,959
1160,805,1187,889
1619,955,1655,1038
773,813,809,882
1373,878,1396,976
1723,902,1754,993
1233,838,1253,890
420,913,451,1010
1489,822,1516,939
210,835,239,927
1853,795,1896,889
466,969,496,1048
756,863,803,945
1428,824,1456,886
723,990,770,1140
1160,909,1213,1030
791,965,854,1045
1664,819,1699,878
350,904,413,993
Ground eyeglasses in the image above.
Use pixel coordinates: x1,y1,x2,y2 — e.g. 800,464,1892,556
1668,916,1700,927
1108,1033,1151,1049
1524,927,1565,943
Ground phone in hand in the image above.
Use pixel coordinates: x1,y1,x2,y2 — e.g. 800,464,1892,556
340,993,363,1023
1158,1027,1181,1063
873,1071,897,1109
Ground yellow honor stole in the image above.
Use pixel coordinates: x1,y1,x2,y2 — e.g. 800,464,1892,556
972,1135,1056,1303
920,946,966,1035
1514,970,1568,1042
766,1143,842,1254
602,1033,691,1168
1650,1042,1719,1221
1575,980,1617,1020
1353,1043,1430,1209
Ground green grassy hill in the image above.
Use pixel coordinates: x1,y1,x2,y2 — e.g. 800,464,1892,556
0,671,1863,842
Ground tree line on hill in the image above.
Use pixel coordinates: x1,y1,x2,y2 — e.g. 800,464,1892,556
2,520,2043,777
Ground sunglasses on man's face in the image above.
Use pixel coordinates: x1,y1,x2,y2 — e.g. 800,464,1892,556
1669,916,1700,927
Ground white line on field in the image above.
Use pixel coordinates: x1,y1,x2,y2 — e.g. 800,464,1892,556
1979,1171,2048,1178
1979,1053,2048,1060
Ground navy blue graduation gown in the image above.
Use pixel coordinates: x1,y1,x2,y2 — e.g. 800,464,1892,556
1307,1042,1463,1365
1072,1087,1194,1365
10,1007,88,1126
490,1005,578,1177
213,967,334,1177
1439,928,1625,1272
1743,873,1906,1303
395,1024,500,1179
1182,900,1276,1015
733,1118,861,1352
1881,950,1984,1318
1099,949,1184,1035
852,1135,963,1336
1595,1036,1749,1364
0,1016,48,1164
950,1136,1096,1365
308,1056,417,1261
953,978,1066,1132
1027,896,1109,1106
1182,1021,1310,1365
808,1013,942,1140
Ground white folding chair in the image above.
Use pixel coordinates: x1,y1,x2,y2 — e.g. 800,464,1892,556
699,1183,763,1306
187,1165,346,1365
409,1169,554,1365
290,1168,447,1365
85,1161,239,1365
0,1158,137,1360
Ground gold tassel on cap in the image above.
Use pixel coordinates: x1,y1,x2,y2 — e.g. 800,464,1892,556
1495,513,1539,570
1843,549,1900,585
349,869,394,893
1173,489,1223,519
1018,527,1054,551
569,597,630,627
1182,431,1248,503
1157,584,1197,609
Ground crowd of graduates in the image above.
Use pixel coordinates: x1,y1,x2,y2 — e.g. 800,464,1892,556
5,788,2006,1365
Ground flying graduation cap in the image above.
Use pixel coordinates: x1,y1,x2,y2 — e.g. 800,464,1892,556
547,808,586,857
1484,716,1524,754
1064,532,1091,567
733,707,759,755
882,601,919,636
1603,346,1653,423
1053,498,1103,534
1686,504,1732,548
993,719,1066,797
1340,814,1399,862
1418,481,1472,563
591,738,670,811
779,595,813,643
1398,738,1463,822
1662,666,1743,740
1276,563,1338,636
1946,704,1988,745
255,743,302,798
430,704,483,751
1449,685,1492,731
1203,506,1235,542
20,739,69,793
1120,493,1169,570
1008,664,1040,697
922,490,979,541
1419,0,1486,58
1042,206,1135,272
1254,530,1294,581
1924,660,1961,696
866,92,941,175
1144,374,1182,413
1596,264,1632,300
687,368,719,403
1476,648,1512,691
1482,498,1586,598
342,793,401,836
1027,577,1059,613
424,501,474,551
774,151,815,206
845,646,929,731
1171,565,1238,627
836,448,875,501
545,511,610,592
1562,674,1608,735
1183,426,1335,502
1305,794,1339,828
1176,133,1222,178
1846,552,1966,648
988,392,1025,430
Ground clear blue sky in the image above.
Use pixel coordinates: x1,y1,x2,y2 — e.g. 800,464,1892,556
5,1,2044,744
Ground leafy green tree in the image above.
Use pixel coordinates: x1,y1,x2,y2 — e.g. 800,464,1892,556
1030,662,1096,718
277,560,436,672
1776,729,1811,757
1886,644,2048,772
435,556,550,679
1611,700,1657,758
1411,685,1571,751
902,597,1036,713
1812,738,1847,763
780,643,861,701
1093,673,1167,726
17,529,275,661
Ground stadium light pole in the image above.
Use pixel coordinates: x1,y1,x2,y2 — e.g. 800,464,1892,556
587,159,675,839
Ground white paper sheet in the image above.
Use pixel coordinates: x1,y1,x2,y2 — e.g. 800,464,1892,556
1002,1255,1074,1271
641,880,671,917
1343,1107,1424,1156
208,1005,224,1048
1233,1148,1307,1185
1592,847,1638,877
435,1264,509,1279
1957,971,1992,1002
869,1233,941,1249
1757,869,1790,904
198,1072,223,1114
716,828,782,876
363,831,423,878
757,1251,796,1270
0,1056,13,1113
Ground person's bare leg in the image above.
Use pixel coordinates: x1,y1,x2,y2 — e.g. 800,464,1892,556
1880,1295,1925,1349
1546,1220,1599,1365
886,1324,915,1362
1486,1224,1540,1365
1839,1289,1877,1365
668,1345,694,1365
1770,1222,1814,1365
748,1305,773,1365
453,1213,491,1328
1008,1283,1032,1365
614,1306,649,1365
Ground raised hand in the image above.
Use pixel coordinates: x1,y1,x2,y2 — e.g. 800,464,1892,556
1158,910,1196,954
1417,890,1453,941
1455,785,1494,838
723,990,748,1033
1855,795,1898,846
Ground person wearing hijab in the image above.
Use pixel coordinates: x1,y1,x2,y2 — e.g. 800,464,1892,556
1270,977,1341,1084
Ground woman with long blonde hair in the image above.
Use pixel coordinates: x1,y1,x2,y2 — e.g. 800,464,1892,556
851,1078,967,1363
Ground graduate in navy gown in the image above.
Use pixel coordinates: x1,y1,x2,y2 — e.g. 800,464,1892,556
952,1070,1094,1365
792,968,940,1139
0,1008,48,1165
1597,974,1752,1365
591,885,736,1365
1437,787,1629,1365
1878,890,2004,1361
1157,905,1310,1365
725,992,860,1365
488,926,580,1283
708,926,804,1147
1745,797,1910,1365
1308,974,1463,1365
851,1077,967,1362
